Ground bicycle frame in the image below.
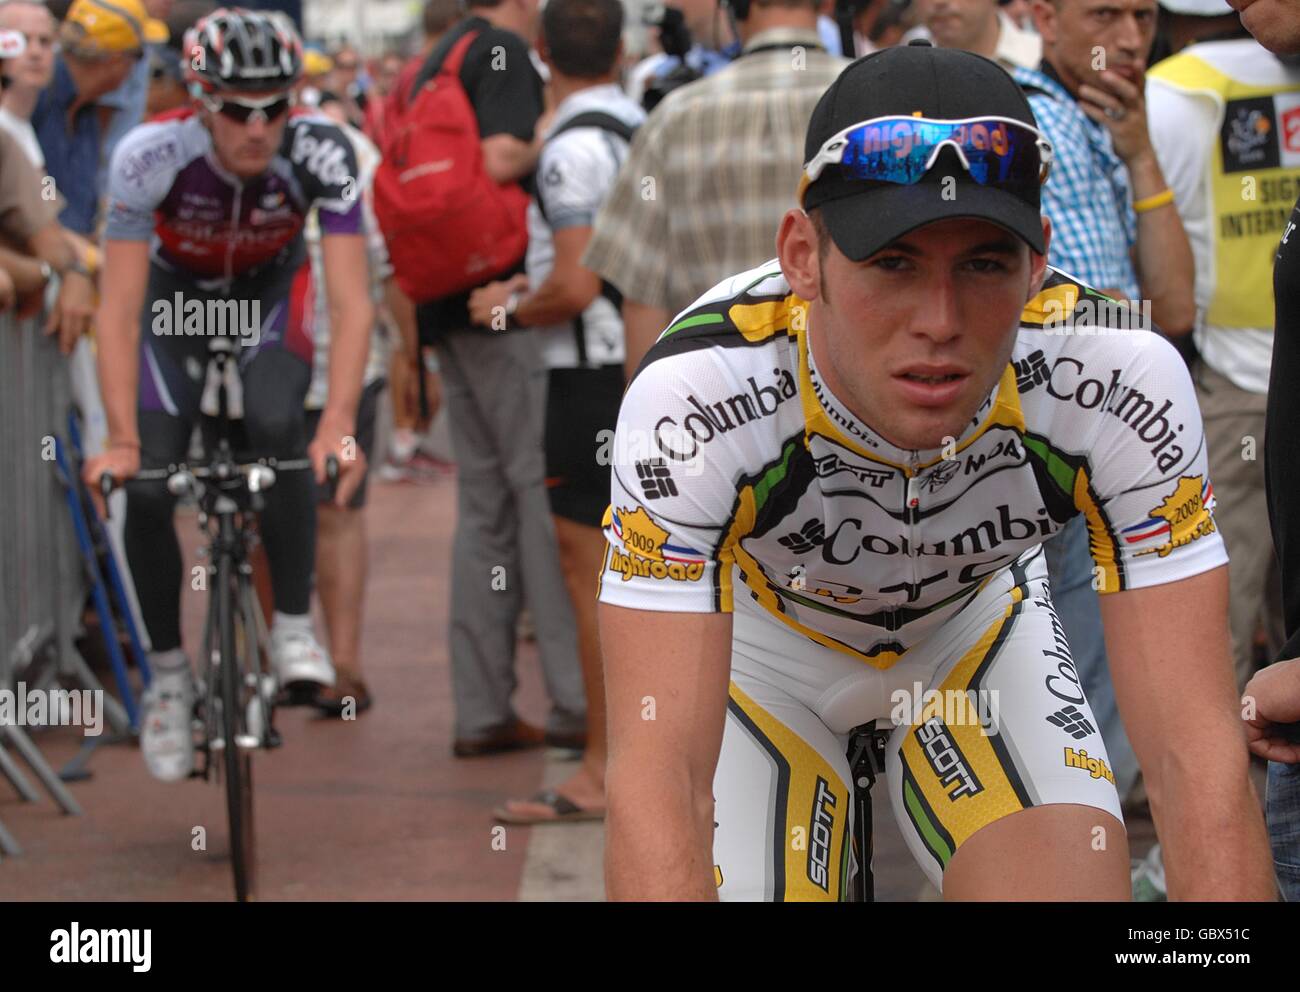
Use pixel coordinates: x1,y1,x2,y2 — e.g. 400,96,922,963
131,340,300,901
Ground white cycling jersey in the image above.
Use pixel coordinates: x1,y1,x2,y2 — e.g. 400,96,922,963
597,259,1226,670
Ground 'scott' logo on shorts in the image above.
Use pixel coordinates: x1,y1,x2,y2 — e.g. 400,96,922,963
914,716,982,800
806,776,837,892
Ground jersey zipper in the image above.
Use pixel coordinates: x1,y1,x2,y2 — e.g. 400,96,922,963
905,453,922,617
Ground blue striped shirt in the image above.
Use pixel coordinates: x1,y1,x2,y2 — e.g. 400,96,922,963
1013,65,1140,300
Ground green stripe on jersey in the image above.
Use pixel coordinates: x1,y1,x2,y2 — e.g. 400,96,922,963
1022,435,1078,497
661,312,726,338
752,440,797,513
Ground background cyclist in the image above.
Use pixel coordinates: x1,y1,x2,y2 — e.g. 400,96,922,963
82,7,374,781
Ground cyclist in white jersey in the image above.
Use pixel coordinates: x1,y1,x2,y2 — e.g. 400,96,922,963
597,42,1276,900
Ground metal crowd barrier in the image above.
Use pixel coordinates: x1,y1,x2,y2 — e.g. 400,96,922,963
0,307,116,858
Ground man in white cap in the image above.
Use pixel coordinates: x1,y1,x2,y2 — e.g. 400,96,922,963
1146,0,1299,695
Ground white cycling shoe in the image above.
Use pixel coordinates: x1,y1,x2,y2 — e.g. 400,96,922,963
270,626,336,705
140,667,195,783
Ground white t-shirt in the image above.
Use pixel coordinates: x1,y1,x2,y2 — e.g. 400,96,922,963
526,83,645,369
1147,39,1300,393
0,106,42,169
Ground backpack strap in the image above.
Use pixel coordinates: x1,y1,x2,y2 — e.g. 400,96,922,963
536,111,638,365
409,24,480,103
549,111,638,145
440,28,480,78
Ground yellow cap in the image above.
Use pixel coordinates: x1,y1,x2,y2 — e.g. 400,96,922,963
303,49,333,77
62,0,169,55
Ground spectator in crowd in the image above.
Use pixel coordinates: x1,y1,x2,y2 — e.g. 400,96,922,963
143,0,214,118
371,0,467,484
625,0,737,106
327,43,367,129
304,98,391,715
820,0,916,57
921,0,1041,69
1009,0,1196,808
1231,0,1300,905
144,43,187,117
0,23,96,351
374,50,404,92
0,123,91,347
378,0,466,131
0,0,56,167
408,0,588,758
299,46,333,106
0,124,55,310
585,0,850,374
31,0,164,237
98,0,170,194
1147,0,1296,691
1000,0,1032,29
467,0,644,822
847,0,917,54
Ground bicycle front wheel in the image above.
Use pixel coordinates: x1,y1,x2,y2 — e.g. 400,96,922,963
217,546,256,902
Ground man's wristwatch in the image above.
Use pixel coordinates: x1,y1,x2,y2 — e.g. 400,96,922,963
38,260,54,285
66,255,92,279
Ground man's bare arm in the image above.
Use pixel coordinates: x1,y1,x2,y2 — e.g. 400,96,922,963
621,299,669,381
94,240,151,451
0,242,46,294
1101,566,1275,899
315,232,375,505
600,602,733,900
481,133,540,185
514,226,601,325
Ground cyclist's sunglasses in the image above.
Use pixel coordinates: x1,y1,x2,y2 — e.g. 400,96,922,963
798,115,1053,203
201,91,294,124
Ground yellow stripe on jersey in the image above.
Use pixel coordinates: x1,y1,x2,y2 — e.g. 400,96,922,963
728,681,852,902
1073,466,1123,594
597,505,614,600
727,295,806,344
795,320,899,468
1020,283,1081,327
897,585,1028,851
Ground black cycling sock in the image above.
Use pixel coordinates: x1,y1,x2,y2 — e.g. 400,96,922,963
240,347,314,616
258,467,316,615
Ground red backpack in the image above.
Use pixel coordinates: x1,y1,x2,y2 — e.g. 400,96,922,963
372,29,529,304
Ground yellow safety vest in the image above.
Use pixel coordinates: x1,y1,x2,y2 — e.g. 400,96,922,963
1148,46,1300,329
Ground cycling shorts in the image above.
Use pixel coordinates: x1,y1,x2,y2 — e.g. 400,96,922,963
714,545,1124,900
545,364,625,527
137,259,316,415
